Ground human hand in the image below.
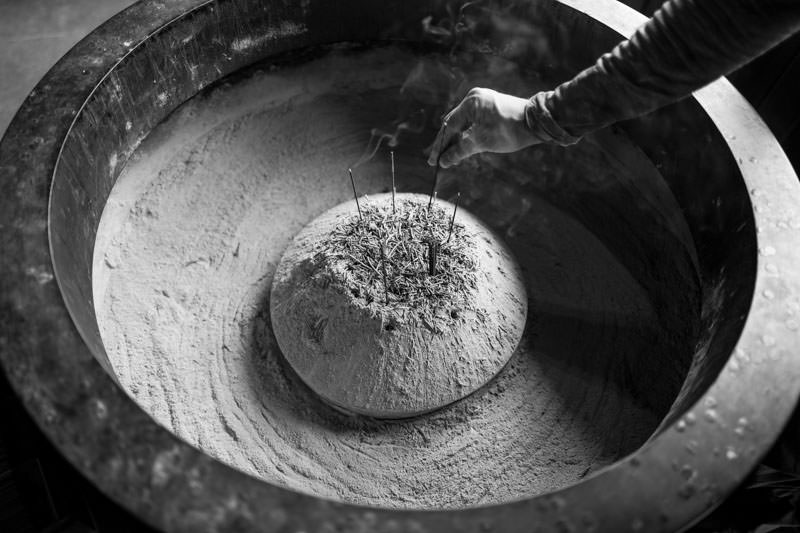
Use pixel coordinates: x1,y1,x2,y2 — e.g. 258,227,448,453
427,87,544,169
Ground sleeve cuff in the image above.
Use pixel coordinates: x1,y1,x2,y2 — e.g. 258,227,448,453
525,91,582,146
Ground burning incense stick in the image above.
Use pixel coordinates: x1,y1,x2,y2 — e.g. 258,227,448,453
348,168,363,221
390,151,396,214
428,123,448,208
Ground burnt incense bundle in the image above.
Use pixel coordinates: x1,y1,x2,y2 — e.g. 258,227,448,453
320,197,475,323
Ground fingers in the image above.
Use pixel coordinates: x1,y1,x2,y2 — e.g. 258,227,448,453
439,128,481,168
427,93,476,166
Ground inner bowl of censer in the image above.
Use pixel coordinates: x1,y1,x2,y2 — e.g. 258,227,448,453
271,193,527,418
87,40,697,509
2,0,800,531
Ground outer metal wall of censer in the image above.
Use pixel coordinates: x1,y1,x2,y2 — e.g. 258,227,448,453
1,0,800,531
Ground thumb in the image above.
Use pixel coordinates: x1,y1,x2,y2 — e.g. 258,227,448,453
439,129,481,168
428,95,476,166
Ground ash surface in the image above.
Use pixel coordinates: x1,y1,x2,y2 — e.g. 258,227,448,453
93,45,697,508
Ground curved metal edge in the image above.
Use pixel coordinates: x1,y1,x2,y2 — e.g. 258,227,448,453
0,0,797,532
46,0,217,377
561,1,800,531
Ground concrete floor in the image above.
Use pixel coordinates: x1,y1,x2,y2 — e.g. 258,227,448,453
0,0,136,137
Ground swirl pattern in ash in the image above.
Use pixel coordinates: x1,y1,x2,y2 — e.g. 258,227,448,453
93,46,690,508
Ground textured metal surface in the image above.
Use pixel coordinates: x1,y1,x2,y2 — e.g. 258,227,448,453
0,0,799,531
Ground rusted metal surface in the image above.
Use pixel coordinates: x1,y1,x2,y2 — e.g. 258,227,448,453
0,0,799,531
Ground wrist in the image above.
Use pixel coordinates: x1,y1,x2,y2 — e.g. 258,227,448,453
525,91,582,146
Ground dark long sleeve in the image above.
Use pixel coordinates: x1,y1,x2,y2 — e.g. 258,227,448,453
526,0,800,145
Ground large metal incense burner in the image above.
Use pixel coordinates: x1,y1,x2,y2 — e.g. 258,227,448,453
2,0,800,531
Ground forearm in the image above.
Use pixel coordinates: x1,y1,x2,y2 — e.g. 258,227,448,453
528,0,800,144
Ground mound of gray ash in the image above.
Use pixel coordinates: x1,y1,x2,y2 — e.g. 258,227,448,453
270,192,527,418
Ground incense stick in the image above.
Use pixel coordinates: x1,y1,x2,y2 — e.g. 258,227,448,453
447,192,461,244
428,123,448,208
348,168,363,221
390,151,396,214
379,240,389,304
427,240,439,275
